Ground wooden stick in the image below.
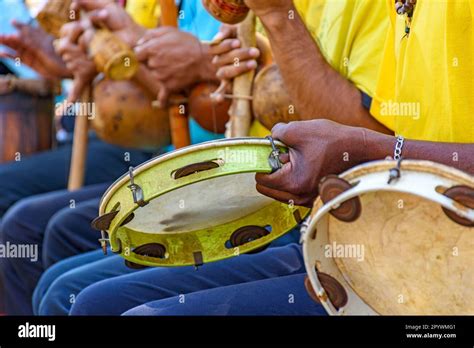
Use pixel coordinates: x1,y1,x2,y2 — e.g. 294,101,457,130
227,11,256,138
68,87,90,191
159,0,191,149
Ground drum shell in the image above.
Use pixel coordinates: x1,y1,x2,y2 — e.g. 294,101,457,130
202,0,249,24
252,64,298,130
92,78,171,150
36,0,73,37
0,91,53,163
89,29,138,81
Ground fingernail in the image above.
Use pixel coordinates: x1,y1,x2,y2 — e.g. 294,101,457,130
249,47,260,57
231,39,240,48
212,32,223,42
247,60,257,69
212,56,218,64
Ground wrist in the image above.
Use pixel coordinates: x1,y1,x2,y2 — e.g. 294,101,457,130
197,43,219,83
360,128,397,162
258,5,298,33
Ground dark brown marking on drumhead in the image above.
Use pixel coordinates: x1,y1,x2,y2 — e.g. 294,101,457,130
319,175,361,222
305,272,348,310
172,160,220,179
229,225,270,247
442,185,474,227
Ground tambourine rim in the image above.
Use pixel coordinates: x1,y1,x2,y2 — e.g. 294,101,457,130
99,137,285,214
303,159,474,315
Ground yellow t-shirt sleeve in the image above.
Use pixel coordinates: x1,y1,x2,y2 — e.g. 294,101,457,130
125,0,160,29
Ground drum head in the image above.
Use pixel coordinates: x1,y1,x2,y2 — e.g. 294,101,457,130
128,173,273,233
304,160,474,315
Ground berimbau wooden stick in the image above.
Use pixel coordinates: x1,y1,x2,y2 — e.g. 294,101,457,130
228,11,256,137
68,87,90,191
159,0,191,149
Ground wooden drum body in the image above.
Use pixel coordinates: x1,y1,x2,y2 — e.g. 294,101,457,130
92,78,171,150
302,160,474,315
0,89,53,163
93,138,309,268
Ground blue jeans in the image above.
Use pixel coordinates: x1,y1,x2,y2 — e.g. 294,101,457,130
123,273,326,316
0,137,153,218
0,139,154,315
35,243,306,315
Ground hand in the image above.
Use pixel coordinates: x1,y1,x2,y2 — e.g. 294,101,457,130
134,27,211,106
72,0,145,47
255,120,368,207
0,20,69,79
55,21,97,103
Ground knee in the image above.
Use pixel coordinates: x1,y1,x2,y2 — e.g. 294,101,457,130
1,198,39,242
69,281,111,316
37,273,79,316
42,209,72,268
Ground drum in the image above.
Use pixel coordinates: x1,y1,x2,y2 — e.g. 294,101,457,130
252,64,299,130
93,138,309,268
92,77,171,150
302,160,474,315
0,78,54,163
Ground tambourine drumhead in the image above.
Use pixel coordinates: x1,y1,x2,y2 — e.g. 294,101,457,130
96,138,309,267
303,160,474,315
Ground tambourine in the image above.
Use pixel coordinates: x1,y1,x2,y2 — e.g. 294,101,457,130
93,138,309,268
302,160,474,315
91,76,171,150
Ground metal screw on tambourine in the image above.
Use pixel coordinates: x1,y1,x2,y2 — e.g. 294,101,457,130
388,157,403,184
127,166,148,207
299,217,311,244
98,230,109,255
266,136,283,173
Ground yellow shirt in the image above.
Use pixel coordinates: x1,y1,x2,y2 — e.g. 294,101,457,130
371,0,474,143
250,0,389,137
126,0,160,29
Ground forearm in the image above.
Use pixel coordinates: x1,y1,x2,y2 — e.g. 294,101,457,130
259,8,391,134
362,129,474,174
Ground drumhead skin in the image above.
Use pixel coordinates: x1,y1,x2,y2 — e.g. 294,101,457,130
96,138,309,267
302,160,474,315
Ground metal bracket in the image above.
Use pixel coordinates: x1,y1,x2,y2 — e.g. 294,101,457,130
193,251,204,269
98,231,109,255
127,166,148,207
388,158,403,184
266,136,282,173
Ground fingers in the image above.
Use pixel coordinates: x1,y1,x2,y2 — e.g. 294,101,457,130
11,20,27,31
0,51,16,59
72,0,112,12
136,27,176,46
255,183,312,207
87,9,109,28
67,77,88,104
211,24,238,44
255,160,294,191
212,47,260,67
216,59,257,80
59,21,86,44
271,122,294,145
209,38,241,56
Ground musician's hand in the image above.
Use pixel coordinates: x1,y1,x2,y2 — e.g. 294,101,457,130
255,120,368,207
134,27,211,106
0,20,69,79
72,0,146,47
55,21,97,103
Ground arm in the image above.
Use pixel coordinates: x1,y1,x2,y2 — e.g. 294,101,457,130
246,2,391,134
255,120,473,207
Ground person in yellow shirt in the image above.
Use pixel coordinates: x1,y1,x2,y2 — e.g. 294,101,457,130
253,0,473,207
211,0,391,137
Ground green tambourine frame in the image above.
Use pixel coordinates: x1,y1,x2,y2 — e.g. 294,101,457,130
93,138,309,267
